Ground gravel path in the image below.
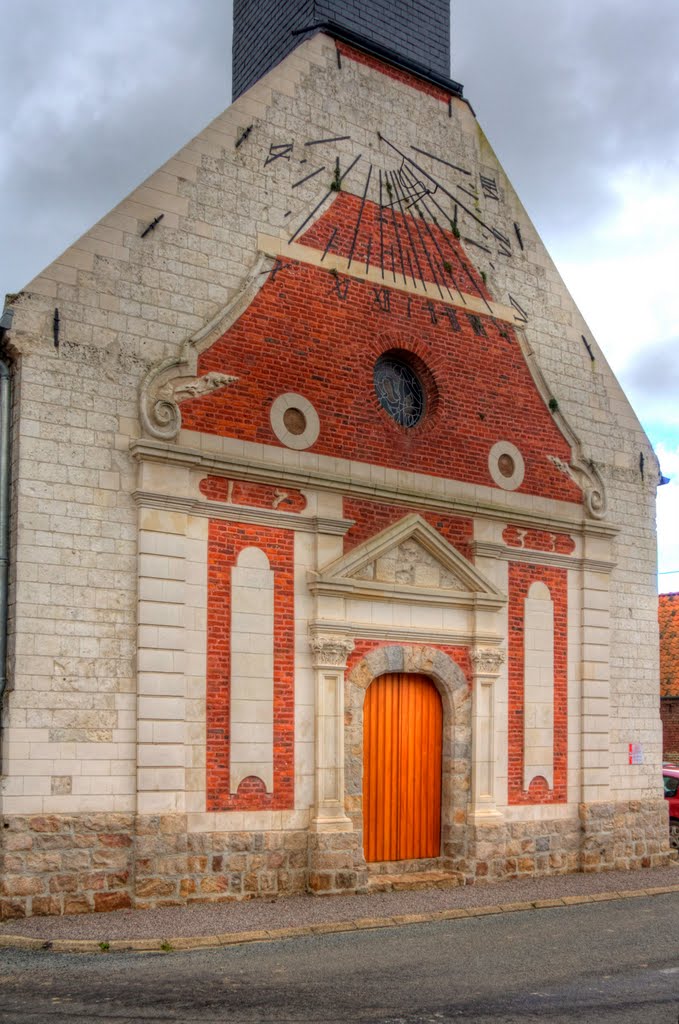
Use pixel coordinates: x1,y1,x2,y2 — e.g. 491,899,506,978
2,863,678,942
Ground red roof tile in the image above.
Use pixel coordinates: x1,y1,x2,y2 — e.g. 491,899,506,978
660,593,679,698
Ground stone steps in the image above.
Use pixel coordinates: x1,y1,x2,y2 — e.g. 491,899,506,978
367,870,463,892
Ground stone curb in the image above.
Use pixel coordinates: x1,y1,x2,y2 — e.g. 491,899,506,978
1,884,678,955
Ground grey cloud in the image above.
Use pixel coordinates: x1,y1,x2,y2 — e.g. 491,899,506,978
1,0,232,293
619,336,679,441
453,0,679,247
621,336,679,398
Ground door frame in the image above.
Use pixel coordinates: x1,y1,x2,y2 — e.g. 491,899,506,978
346,644,471,868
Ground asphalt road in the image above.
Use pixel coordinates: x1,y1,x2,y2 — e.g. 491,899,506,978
0,895,677,1023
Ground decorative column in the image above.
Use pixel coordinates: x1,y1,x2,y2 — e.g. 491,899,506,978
469,647,506,824
309,633,354,832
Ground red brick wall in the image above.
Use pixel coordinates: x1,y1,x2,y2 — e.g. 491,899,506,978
661,700,679,757
206,521,295,810
659,593,679,698
343,496,474,561
347,640,472,689
298,192,491,298
336,41,454,105
200,476,306,513
508,563,568,804
503,526,575,554
180,254,581,505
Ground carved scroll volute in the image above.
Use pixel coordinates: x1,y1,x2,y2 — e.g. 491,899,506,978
137,254,283,442
548,455,607,521
139,360,238,442
583,475,607,519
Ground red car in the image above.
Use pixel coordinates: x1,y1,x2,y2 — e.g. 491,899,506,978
663,765,679,850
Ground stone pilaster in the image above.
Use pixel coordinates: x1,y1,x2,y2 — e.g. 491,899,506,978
308,633,354,832
469,646,506,824
580,535,613,804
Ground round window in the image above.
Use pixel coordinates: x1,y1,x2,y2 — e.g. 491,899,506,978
374,355,425,428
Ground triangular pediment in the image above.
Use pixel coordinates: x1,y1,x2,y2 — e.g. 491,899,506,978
309,514,505,608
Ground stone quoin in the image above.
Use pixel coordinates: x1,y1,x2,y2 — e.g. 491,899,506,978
0,0,669,919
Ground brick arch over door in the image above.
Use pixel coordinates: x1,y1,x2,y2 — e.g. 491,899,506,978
345,645,471,866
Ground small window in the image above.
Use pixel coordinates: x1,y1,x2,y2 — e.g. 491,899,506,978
374,355,425,428
664,775,678,798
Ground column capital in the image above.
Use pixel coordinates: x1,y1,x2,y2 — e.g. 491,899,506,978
470,646,506,677
309,633,354,669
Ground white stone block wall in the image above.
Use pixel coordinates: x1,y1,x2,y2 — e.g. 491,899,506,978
137,509,209,814
1,350,137,814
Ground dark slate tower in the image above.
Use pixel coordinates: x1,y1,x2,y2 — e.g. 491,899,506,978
232,0,454,100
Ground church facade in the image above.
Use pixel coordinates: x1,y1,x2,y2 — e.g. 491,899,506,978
0,1,669,918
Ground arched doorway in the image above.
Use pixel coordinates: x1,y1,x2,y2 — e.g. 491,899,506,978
363,673,443,862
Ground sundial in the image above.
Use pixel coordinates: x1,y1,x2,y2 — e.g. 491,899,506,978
250,129,529,326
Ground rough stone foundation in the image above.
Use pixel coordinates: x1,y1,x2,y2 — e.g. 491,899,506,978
134,817,309,908
0,815,308,920
579,798,671,872
307,831,369,894
1,800,671,918
461,818,582,881
0,814,135,920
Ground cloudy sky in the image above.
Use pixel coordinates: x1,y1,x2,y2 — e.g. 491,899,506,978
1,0,677,591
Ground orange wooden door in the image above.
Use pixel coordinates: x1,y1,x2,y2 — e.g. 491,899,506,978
363,673,442,862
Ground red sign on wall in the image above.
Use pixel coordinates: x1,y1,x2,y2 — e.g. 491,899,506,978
628,742,644,765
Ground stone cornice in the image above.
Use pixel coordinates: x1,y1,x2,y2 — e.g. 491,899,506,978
309,620,504,648
472,540,617,574
309,577,506,609
133,489,352,536
131,438,619,538
257,233,518,324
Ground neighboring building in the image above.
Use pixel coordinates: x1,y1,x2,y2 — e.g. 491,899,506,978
0,0,670,919
660,593,679,759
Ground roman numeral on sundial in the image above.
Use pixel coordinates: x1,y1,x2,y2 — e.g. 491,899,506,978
373,287,391,312
265,143,293,165
509,294,529,323
480,174,500,200
331,275,350,300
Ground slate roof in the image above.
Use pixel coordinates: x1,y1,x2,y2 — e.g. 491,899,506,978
660,593,679,698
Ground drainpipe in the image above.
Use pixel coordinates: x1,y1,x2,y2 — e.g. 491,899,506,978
0,307,13,702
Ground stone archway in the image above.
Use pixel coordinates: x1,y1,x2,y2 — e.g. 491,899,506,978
346,645,471,871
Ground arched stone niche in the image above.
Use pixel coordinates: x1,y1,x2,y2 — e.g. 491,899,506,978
345,644,471,868
230,545,274,794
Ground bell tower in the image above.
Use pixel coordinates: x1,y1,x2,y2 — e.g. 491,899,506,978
232,0,454,100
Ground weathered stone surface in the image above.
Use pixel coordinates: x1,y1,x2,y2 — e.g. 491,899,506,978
31,896,63,916
2,875,45,897
135,878,177,899
0,899,26,920
93,892,133,913
63,896,94,915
